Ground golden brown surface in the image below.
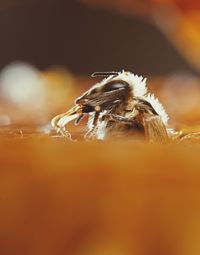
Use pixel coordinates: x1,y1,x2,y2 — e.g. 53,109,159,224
1,129,200,255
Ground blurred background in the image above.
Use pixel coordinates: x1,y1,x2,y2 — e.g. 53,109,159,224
0,0,199,131
0,0,198,74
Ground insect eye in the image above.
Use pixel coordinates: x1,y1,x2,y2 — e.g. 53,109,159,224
103,80,129,92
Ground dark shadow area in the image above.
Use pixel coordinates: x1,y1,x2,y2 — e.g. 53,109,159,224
0,0,196,75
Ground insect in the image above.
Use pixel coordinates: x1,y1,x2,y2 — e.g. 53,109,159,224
51,71,177,142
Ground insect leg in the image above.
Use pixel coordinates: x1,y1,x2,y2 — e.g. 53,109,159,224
51,113,67,134
84,112,100,140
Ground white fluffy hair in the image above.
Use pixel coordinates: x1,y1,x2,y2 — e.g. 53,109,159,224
93,71,169,125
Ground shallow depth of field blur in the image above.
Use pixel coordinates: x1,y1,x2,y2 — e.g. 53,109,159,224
0,1,200,255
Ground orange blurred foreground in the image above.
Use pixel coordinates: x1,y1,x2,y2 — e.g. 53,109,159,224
0,132,200,255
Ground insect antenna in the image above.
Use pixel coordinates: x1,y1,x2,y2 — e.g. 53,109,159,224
91,72,119,78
